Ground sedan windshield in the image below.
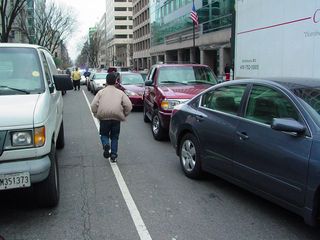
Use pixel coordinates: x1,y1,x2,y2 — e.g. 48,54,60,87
94,73,108,80
158,66,217,85
121,74,144,85
0,47,44,95
293,87,320,127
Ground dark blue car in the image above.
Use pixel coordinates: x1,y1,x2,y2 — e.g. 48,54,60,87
169,78,320,226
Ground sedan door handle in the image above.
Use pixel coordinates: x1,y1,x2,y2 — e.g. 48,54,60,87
236,131,249,140
195,115,204,122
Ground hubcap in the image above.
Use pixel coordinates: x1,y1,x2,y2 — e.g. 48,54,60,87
152,115,160,134
181,140,196,171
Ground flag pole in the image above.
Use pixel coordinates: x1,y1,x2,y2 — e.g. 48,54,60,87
192,0,196,63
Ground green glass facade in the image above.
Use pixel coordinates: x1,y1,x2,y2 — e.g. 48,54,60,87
150,0,234,46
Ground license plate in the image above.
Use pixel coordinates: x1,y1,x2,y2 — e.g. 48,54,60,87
0,172,31,190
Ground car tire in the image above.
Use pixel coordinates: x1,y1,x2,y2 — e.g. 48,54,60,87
56,121,65,149
34,143,60,207
179,133,202,179
152,109,166,141
143,102,150,123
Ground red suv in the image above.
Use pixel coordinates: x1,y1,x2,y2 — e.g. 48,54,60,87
143,63,217,140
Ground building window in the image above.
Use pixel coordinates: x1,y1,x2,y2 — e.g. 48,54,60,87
115,25,128,29
115,7,127,11
115,35,128,38
115,16,127,20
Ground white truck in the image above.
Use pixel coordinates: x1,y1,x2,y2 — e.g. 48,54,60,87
234,0,320,79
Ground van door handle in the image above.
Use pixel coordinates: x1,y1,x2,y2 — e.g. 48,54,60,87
236,131,249,140
195,115,204,122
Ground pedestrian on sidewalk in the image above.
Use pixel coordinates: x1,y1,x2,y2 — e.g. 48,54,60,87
71,67,81,90
90,72,133,162
224,63,231,81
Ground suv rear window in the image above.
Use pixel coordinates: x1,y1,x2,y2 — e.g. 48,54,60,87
158,66,217,85
0,47,44,95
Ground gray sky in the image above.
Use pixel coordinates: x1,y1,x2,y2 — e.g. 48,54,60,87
55,0,106,62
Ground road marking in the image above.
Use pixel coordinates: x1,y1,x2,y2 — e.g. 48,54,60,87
82,90,152,240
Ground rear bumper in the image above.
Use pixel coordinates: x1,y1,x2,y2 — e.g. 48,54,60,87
0,156,51,185
129,96,143,107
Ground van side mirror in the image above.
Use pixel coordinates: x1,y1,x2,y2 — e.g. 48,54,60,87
53,74,73,91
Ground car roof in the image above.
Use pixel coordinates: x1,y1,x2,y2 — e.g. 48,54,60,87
224,78,320,90
154,63,210,68
0,43,43,49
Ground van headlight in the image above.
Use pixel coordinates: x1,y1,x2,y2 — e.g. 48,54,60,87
12,131,33,147
5,126,45,149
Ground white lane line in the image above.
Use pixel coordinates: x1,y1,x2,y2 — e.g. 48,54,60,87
82,90,152,240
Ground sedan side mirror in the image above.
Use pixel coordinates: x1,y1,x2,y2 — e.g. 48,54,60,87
271,118,306,135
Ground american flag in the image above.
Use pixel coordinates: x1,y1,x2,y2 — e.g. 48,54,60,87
190,3,199,28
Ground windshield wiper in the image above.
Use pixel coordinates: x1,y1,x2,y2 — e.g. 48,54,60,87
0,85,30,94
186,80,216,85
160,81,187,85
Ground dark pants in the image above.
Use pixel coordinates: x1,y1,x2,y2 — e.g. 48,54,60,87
73,80,80,90
100,120,121,155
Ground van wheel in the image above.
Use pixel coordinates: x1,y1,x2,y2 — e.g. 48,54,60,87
152,109,165,141
56,121,65,149
34,143,60,207
143,102,150,123
179,133,202,179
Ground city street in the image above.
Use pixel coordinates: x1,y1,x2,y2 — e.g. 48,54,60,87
0,87,319,240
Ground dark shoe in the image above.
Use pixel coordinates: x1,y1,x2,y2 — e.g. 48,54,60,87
110,153,117,162
103,144,110,158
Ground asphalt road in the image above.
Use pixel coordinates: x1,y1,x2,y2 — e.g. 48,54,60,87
0,86,320,240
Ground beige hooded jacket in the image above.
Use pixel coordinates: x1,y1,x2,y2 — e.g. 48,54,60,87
91,85,132,121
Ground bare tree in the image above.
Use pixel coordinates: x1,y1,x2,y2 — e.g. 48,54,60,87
89,30,102,68
77,30,102,68
18,0,76,53
0,0,27,42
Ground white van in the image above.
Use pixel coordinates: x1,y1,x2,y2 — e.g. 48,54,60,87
0,44,73,207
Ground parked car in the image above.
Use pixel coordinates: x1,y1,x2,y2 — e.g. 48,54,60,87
107,66,131,73
86,71,95,91
169,78,320,226
89,72,108,94
80,73,86,85
0,43,73,207
115,72,145,107
143,63,217,140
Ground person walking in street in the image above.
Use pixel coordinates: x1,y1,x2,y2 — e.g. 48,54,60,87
90,72,133,162
71,67,81,90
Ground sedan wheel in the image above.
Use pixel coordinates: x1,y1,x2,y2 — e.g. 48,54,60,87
179,133,202,178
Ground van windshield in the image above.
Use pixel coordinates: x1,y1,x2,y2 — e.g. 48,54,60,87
0,47,44,95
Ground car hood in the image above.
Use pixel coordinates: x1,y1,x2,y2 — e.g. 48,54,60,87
158,84,211,99
0,94,40,127
122,84,144,94
94,79,106,84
